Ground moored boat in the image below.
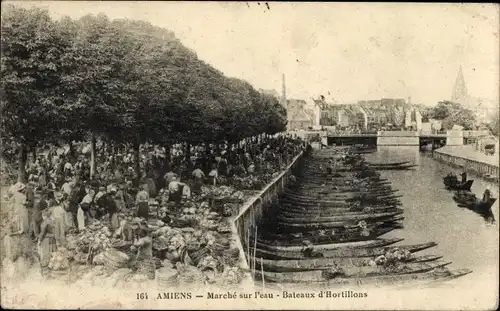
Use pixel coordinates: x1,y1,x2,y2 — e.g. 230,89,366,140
249,241,438,260
253,237,404,253
255,254,444,272
255,260,452,283
256,226,399,246
261,268,472,287
277,208,404,224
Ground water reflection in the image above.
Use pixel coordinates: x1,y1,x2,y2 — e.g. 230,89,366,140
457,204,496,224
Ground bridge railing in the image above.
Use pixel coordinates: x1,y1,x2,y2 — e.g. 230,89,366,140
419,130,447,136
463,130,491,138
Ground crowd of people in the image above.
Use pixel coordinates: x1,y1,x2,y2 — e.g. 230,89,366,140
2,134,307,280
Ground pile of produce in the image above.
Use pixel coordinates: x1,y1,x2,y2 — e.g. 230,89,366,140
66,220,114,264
215,266,246,286
321,264,345,279
363,248,414,267
231,176,266,190
199,185,245,202
48,247,72,271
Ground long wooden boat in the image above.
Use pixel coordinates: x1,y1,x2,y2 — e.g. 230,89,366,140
259,268,472,287
366,161,411,167
284,190,398,198
276,216,403,230
443,179,474,191
256,226,399,246
278,197,402,208
255,254,443,272
288,185,396,194
277,209,404,224
278,205,399,216
294,177,391,184
280,193,402,204
260,219,403,238
296,173,387,180
253,238,404,253
255,260,452,283
302,163,416,172
250,241,437,260
282,189,401,200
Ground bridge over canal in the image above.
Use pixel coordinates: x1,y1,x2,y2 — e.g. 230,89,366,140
325,130,489,149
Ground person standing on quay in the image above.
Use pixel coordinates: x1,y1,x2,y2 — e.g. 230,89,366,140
37,209,57,270
136,184,150,219
51,191,68,247
11,182,30,235
191,166,205,195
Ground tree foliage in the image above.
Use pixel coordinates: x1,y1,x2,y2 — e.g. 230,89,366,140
427,101,477,130
1,5,287,178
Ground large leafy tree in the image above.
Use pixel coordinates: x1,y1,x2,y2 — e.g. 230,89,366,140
428,101,477,130
1,6,291,181
1,5,66,181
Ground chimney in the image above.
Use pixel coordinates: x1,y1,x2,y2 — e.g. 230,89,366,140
281,74,287,108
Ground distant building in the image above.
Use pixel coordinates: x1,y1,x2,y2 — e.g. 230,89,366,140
450,66,498,123
286,99,313,130
314,97,416,130
451,66,469,107
285,99,313,130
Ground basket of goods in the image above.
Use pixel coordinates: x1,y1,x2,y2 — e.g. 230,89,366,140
48,248,72,271
188,247,211,266
222,247,240,266
102,249,130,271
111,240,132,252
217,224,232,234
217,267,244,286
176,262,207,286
211,237,230,255
137,258,156,280
157,266,179,288
222,204,233,217
152,235,170,251
153,257,163,269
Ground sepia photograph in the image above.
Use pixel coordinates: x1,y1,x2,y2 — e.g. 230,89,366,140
0,1,498,310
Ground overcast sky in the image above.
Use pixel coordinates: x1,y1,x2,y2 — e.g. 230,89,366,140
6,1,499,106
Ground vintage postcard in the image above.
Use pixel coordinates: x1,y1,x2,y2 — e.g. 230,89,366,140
0,1,498,310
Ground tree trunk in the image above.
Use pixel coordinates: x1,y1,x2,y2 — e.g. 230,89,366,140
133,142,141,186
68,140,75,160
90,131,96,180
32,144,37,162
18,144,27,183
164,145,171,166
205,142,211,156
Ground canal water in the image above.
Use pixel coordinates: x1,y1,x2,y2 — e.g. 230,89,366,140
364,146,499,303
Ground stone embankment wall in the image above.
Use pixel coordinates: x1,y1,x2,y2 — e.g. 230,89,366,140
230,152,304,284
433,149,499,182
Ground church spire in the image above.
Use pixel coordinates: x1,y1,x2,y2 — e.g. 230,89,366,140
452,66,468,106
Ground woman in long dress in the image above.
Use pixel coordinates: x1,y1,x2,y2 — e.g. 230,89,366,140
51,192,68,247
37,210,57,271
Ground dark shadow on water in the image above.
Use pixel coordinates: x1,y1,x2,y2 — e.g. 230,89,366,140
458,204,496,224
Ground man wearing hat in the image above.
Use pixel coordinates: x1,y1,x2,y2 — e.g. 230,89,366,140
105,186,119,230
135,184,150,219
168,176,186,209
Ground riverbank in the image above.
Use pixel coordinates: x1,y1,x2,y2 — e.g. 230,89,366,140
433,145,499,182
